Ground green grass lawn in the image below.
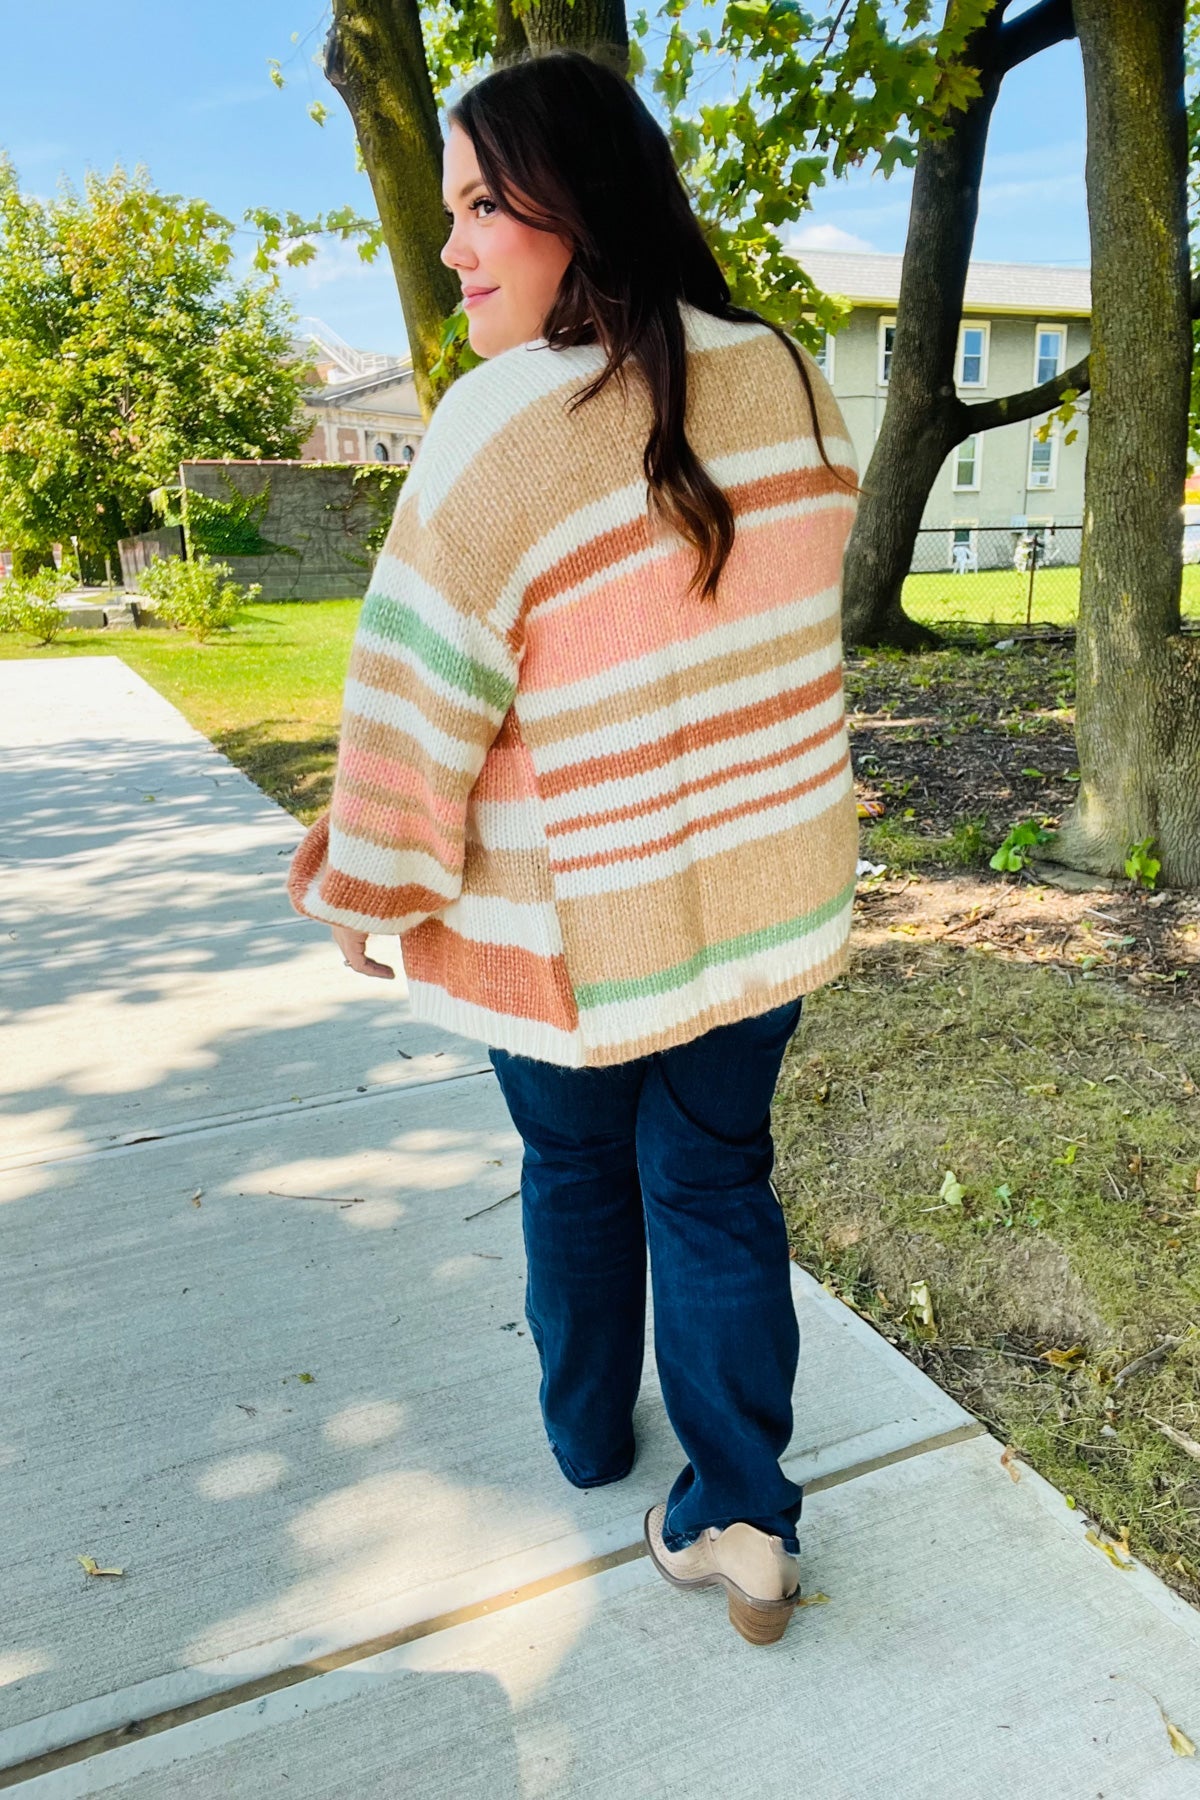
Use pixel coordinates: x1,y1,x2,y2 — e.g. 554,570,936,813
0,600,362,821
905,562,1200,628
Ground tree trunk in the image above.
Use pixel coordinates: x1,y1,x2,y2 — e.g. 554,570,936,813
324,0,464,421
841,0,1074,649
840,21,1003,649
518,0,629,73
1043,0,1199,887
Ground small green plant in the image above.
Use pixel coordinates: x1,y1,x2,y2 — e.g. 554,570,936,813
989,817,1055,872
137,554,260,640
946,814,991,867
0,567,74,645
1124,836,1161,890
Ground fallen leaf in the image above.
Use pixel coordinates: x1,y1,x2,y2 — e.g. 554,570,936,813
1085,1529,1132,1569
795,1592,831,1608
1000,1445,1022,1483
190,1189,203,1207
939,1170,966,1208
826,1222,863,1252
1164,1715,1196,1757
1042,1344,1085,1368
907,1280,937,1340
296,1372,315,1384
78,1555,124,1577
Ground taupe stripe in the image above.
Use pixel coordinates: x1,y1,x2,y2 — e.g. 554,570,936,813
518,611,843,749
462,837,558,905
555,792,859,985
350,641,499,744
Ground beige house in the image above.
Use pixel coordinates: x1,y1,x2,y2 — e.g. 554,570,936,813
294,320,426,467
792,250,1092,564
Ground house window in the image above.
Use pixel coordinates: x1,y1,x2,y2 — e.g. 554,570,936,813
957,323,989,388
1028,424,1059,490
878,317,896,386
953,435,981,491
400,443,415,465
813,330,835,382
1035,325,1065,386
373,441,390,462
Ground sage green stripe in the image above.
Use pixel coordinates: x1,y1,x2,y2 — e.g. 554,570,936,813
574,879,855,1011
360,593,515,713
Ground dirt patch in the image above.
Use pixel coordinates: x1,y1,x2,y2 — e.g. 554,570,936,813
845,641,1199,1005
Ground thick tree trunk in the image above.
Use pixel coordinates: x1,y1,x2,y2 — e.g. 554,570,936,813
1043,0,1199,887
325,0,464,421
841,22,1003,649
841,0,1074,649
518,0,629,73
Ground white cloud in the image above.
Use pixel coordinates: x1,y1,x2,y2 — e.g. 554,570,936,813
788,222,877,254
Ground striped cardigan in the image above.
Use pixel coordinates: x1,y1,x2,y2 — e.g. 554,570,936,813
288,301,859,1067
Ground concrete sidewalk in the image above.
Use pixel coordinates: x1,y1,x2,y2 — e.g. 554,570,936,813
3,657,1200,1798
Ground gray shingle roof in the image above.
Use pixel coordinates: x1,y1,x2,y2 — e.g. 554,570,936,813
788,249,1090,316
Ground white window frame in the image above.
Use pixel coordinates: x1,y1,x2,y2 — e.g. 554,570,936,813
813,329,835,382
878,316,896,387
1027,422,1060,491
956,320,990,389
952,433,983,492
1034,323,1065,387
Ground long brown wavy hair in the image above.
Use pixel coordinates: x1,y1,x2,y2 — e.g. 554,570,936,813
448,47,854,604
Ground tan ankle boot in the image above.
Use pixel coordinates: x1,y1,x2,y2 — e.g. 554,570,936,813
643,1503,800,1645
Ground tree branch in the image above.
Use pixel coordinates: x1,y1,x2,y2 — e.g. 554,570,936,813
958,273,1199,440
996,0,1075,75
959,350,1091,436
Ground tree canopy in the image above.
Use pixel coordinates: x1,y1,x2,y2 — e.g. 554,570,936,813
0,163,310,563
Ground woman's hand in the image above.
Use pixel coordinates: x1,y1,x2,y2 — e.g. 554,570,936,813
331,924,395,980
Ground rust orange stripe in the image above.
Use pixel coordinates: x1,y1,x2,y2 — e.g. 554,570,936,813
537,668,844,800
548,749,851,874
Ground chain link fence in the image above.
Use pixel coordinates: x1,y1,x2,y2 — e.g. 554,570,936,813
901,522,1083,631
902,521,1200,634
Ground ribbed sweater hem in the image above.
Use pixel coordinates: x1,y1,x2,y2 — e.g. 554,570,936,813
404,925,851,1068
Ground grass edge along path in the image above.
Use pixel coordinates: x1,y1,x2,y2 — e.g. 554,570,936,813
0,601,362,822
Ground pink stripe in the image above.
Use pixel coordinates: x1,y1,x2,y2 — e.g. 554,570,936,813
520,503,852,693
340,744,463,827
471,736,540,804
335,792,459,867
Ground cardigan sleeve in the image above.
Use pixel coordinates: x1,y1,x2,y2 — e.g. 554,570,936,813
287,489,522,937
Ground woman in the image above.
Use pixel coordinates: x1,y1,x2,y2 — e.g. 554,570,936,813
288,47,859,1647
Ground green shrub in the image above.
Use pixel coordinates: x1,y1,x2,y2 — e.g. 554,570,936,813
137,554,260,640
0,568,74,645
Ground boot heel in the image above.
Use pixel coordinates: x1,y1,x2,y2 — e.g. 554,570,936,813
726,1588,796,1646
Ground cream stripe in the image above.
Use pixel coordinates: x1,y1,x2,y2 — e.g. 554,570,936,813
436,889,564,955
538,691,847,828
517,580,843,724
547,725,850,860
326,826,460,894
469,796,550,854
552,762,854,899
529,636,846,777
341,681,501,766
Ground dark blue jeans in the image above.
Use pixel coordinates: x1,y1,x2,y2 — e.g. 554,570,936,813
487,997,804,1554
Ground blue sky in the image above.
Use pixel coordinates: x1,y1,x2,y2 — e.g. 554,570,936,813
1,2,1087,358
